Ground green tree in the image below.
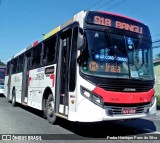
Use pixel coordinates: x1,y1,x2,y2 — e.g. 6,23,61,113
0,60,6,66
155,53,160,60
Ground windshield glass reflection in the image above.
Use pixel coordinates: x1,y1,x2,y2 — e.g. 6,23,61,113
80,30,154,80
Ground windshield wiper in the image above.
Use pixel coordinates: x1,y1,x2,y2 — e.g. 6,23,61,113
105,28,117,59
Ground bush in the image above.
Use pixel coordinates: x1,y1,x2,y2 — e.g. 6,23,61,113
156,95,160,110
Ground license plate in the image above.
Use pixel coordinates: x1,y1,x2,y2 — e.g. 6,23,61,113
122,108,136,114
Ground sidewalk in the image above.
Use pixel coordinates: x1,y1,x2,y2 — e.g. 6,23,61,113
156,110,160,117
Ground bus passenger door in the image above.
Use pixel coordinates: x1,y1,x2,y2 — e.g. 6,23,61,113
55,29,73,116
7,63,13,99
55,25,79,117
21,54,31,104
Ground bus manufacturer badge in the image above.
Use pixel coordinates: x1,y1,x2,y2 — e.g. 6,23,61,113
123,88,136,92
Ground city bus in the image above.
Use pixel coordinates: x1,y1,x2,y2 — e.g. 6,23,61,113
4,10,156,124
0,66,6,94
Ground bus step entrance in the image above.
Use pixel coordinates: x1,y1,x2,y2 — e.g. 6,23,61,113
21,102,28,106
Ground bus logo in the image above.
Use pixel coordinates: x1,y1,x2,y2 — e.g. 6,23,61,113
89,62,98,71
123,88,136,92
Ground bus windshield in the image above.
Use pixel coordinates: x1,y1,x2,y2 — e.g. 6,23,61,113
80,30,154,80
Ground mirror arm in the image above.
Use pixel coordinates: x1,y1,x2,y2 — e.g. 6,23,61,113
77,27,86,51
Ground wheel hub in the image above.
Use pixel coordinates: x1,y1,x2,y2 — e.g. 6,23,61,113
48,101,54,116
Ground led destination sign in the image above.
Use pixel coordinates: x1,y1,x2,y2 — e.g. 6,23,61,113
94,16,142,34
86,11,150,35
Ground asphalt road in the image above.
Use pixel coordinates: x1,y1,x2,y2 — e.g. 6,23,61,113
0,94,160,143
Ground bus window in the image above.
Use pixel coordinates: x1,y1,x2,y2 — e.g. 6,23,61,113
32,45,42,67
6,62,10,76
25,51,32,69
13,58,18,74
18,54,24,72
43,36,56,65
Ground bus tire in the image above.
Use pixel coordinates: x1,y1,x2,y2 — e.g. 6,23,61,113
46,94,56,124
12,89,17,107
42,98,47,119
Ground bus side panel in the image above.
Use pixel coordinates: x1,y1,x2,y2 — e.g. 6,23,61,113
39,65,56,96
28,69,42,110
4,76,9,97
68,65,79,113
9,74,16,100
13,72,23,103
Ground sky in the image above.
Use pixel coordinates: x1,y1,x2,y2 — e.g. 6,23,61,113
0,0,160,63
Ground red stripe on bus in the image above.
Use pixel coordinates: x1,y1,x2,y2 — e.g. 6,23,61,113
92,86,154,104
28,77,32,87
32,40,38,47
50,74,54,87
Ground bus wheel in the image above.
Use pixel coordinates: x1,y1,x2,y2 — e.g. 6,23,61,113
42,98,47,119
12,89,17,107
46,94,56,124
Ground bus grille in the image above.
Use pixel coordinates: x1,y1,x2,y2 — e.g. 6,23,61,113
99,80,152,92
104,103,151,116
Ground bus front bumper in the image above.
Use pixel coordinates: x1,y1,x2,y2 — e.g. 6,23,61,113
0,89,4,94
68,97,157,122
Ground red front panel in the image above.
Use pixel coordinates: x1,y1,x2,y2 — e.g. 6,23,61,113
93,86,154,104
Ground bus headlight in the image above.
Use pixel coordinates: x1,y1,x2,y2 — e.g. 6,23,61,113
92,94,103,107
151,95,156,107
83,91,91,98
80,86,103,107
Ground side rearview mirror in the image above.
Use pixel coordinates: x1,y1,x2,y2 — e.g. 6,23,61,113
77,28,86,50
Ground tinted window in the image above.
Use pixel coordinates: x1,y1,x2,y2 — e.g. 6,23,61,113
32,44,42,67
13,58,18,74
43,36,56,65
18,54,24,72
6,62,10,75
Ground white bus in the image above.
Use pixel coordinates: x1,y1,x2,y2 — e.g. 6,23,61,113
4,10,156,124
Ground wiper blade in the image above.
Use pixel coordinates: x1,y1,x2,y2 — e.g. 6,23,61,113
105,28,117,58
